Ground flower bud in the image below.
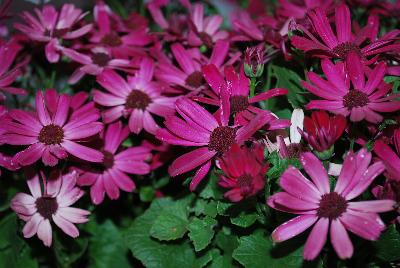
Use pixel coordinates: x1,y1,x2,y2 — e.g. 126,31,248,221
244,44,265,78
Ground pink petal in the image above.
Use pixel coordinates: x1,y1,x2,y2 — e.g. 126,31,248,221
23,213,43,238
335,4,351,43
346,52,365,90
45,39,60,63
14,143,45,166
175,98,218,132
64,122,103,140
300,152,330,194
91,178,105,205
57,207,89,224
330,219,353,259
128,109,144,134
35,91,51,126
96,69,131,97
53,213,79,238
143,110,159,134
279,166,321,203
340,211,385,240
103,172,120,200
202,64,225,94
272,215,318,242
348,200,396,213
168,147,216,176
189,160,211,191
267,192,318,211
171,43,195,74
37,219,53,247
109,168,136,192
27,173,42,198
61,140,103,162
303,218,329,260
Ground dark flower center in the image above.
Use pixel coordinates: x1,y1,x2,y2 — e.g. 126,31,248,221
38,124,64,145
36,196,58,219
125,90,152,110
332,42,362,59
230,96,249,113
208,126,237,154
92,53,111,67
102,150,114,169
45,28,68,38
101,32,122,47
286,143,304,159
317,192,348,220
237,174,254,194
343,90,369,109
198,32,213,48
185,71,204,88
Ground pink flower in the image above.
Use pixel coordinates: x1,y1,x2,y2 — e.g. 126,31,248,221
95,58,176,134
89,2,152,58
277,0,334,20
373,139,400,181
156,41,231,92
304,52,400,123
187,3,228,48
156,97,276,190
62,46,132,84
14,4,93,63
1,90,103,166
0,39,28,96
76,122,151,204
268,149,394,260
291,4,400,60
202,64,289,126
11,171,90,247
299,111,347,153
218,143,268,202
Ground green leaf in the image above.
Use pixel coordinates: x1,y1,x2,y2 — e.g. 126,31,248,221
271,65,307,108
0,214,38,268
232,232,304,268
216,201,232,216
139,186,156,202
375,224,400,262
198,173,223,200
149,197,191,241
125,197,213,268
86,220,131,268
193,199,218,218
230,211,258,228
187,216,218,251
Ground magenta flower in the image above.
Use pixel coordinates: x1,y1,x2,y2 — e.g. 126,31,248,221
0,39,28,96
187,3,228,48
76,122,151,204
268,149,395,260
89,2,152,58
1,90,103,166
156,97,275,190
11,171,90,247
156,41,231,92
374,139,400,181
218,143,268,202
291,4,400,60
304,52,400,123
62,46,132,84
14,4,93,63
95,58,176,134
202,64,289,126
277,0,334,20
299,111,347,153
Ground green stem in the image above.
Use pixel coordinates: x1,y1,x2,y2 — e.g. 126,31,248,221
250,77,256,97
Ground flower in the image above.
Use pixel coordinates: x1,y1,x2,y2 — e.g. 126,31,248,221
218,143,268,202
76,122,151,204
244,44,265,78
11,171,90,247
276,0,334,20
201,64,289,126
299,111,346,155
89,1,152,58
291,4,400,60
1,90,103,166
276,108,305,159
62,46,132,84
0,39,28,96
14,4,93,62
187,3,228,48
95,58,176,134
304,52,400,123
156,41,231,92
156,97,274,190
373,139,400,181
267,149,394,260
